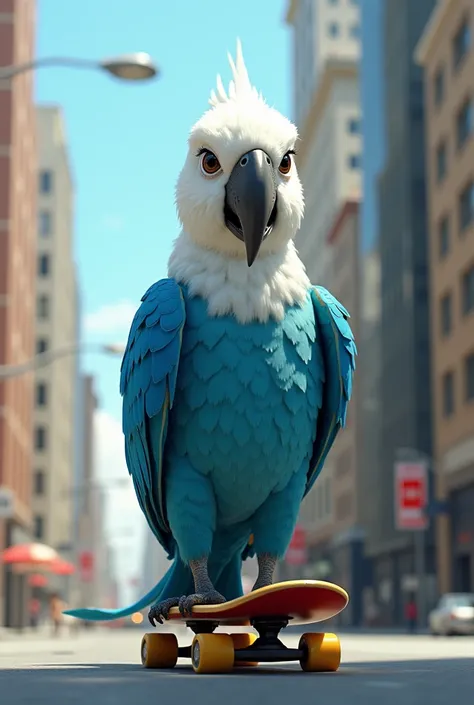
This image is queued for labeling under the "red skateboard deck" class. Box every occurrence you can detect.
[165,579,349,626]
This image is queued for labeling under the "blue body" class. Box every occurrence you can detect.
[66,279,356,621]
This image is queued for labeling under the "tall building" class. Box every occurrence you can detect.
[32,107,78,596]
[0,0,37,629]
[416,0,474,594]
[324,197,370,626]
[357,0,386,624]
[371,0,437,626]
[286,0,361,128]
[285,1,362,597]
[74,374,105,608]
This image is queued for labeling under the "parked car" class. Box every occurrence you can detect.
[428,593,474,636]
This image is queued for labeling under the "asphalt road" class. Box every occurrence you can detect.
[1,626,473,705]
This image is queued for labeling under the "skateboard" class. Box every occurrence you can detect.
[140,579,349,674]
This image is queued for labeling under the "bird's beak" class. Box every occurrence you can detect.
[224,149,277,267]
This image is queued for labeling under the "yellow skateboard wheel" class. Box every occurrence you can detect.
[191,633,235,674]
[141,632,178,669]
[231,632,258,667]
[299,632,341,672]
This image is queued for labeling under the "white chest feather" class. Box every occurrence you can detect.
[168,233,311,324]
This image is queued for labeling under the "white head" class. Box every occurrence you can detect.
[175,40,304,267]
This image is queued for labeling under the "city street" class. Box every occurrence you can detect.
[0,626,473,705]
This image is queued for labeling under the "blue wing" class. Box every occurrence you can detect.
[305,285,357,496]
[120,278,186,556]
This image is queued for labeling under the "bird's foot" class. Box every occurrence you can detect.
[251,553,277,591]
[178,589,226,618]
[148,597,180,626]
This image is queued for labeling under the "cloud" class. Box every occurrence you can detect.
[84,300,136,334]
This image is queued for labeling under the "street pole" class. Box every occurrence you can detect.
[414,525,426,630]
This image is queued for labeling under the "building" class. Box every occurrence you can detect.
[0,0,37,629]
[370,0,437,626]
[356,0,387,625]
[32,106,78,598]
[286,0,361,128]
[416,0,474,594]
[325,197,371,626]
[284,1,362,592]
[74,374,100,608]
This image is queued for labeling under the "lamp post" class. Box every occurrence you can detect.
[0,52,158,82]
[0,342,125,380]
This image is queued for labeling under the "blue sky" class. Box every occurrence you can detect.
[35,0,291,600]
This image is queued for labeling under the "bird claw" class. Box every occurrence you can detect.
[178,590,226,618]
[148,597,180,626]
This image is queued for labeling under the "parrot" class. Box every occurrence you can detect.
[65,40,356,625]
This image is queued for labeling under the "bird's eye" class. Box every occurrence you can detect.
[279,151,295,176]
[200,150,221,176]
[279,152,293,176]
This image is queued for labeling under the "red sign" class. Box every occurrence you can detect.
[79,551,94,582]
[285,525,308,566]
[394,462,428,530]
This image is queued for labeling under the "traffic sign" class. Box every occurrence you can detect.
[394,462,428,530]
[0,487,14,519]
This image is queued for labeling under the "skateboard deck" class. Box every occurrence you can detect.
[165,579,349,626]
[140,580,349,674]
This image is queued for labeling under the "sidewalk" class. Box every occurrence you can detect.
[0,624,53,641]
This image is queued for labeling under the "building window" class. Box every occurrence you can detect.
[347,117,360,134]
[456,98,473,149]
[328,22,339,37]
[436,140,447,182]
[34,515,44,540]
[39,170,53,194]
[465,353,474,402]
[440,292,452,337]
[434,66,445,107]
[36,382,47,407]
[459,180,474,232]
[453,16,471,70]
[442,371,455,417]
[439,214,450,258]
[34,471,45,496]
[37,294,50,319]
[350,24,360,39]
[38,210,52,237]
[348,154,361,169]
[462,264,474,315]
[34,426,47,450]
[36,338,48,354]
[38,253,50,277]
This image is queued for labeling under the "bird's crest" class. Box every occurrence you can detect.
[209,39,263,107]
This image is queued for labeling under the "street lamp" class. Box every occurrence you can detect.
[0,52,158,81]
[0,342,125,380]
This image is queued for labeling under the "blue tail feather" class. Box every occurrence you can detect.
[63,559,193,622]
[64,549,245,623]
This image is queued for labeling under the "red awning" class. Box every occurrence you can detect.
[28,573,48,588]
[49,558,76,576]
[1,543,59,566]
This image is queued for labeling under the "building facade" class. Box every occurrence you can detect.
[325,198,370,626]
[372,0,437,626]
[357,0,386,625]
[32,107,77,595]
[284,4,363,614]
[0,0,37,628]
[416,0,474,595]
